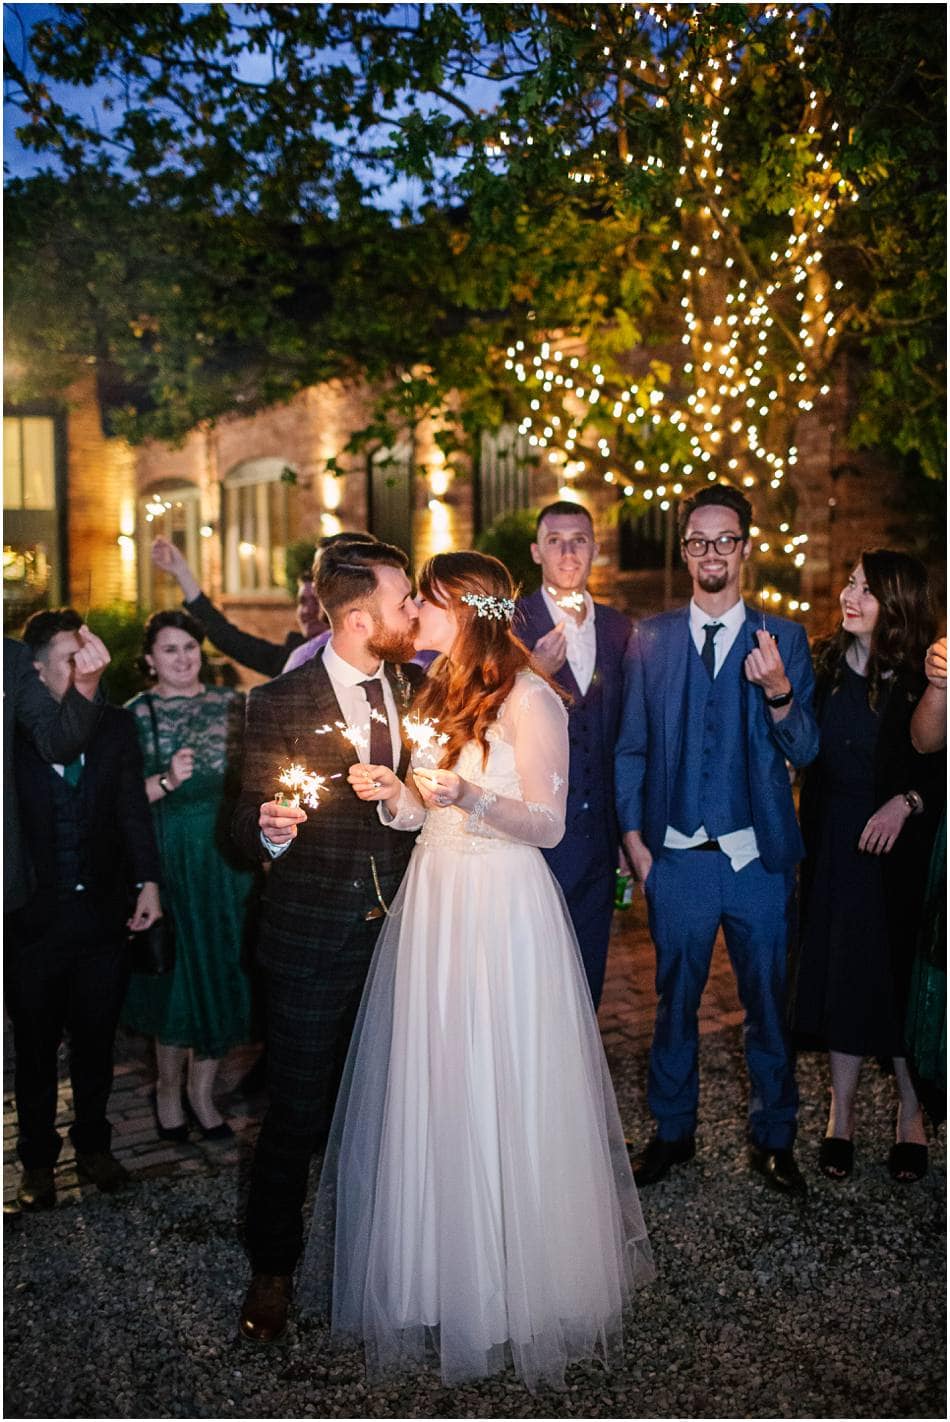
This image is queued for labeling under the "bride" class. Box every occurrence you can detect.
[297,550,653,1391]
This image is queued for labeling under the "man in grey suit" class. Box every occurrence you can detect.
[232,540,422,1344]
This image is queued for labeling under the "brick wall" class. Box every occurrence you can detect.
[65,375,138,608]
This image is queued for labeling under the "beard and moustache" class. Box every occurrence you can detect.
[696,564,729,594]
[366,617,418,664]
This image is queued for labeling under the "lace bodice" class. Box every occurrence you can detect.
[385,671,568,853]
[126,687,245,805]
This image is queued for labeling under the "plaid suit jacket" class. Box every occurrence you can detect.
[232,648,424,974]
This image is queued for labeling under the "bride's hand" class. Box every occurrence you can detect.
[413,767,465,808]
[348,763,401,803]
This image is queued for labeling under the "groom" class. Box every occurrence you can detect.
[232,539,423,1343]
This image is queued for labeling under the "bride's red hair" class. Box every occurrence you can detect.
[412,551,563,769]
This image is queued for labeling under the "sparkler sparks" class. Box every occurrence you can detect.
[276,762,336,809]
[402,714,449,768]
[314,717,384,754]
[546,586,586,612]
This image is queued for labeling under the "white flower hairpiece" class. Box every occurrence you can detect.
[460,592,516,622]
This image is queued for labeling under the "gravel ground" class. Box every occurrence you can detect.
[4,1028,945,1421]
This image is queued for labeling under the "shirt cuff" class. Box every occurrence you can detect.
[260,831,293,859]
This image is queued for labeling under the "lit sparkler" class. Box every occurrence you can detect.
[402,714,449,768]
[546,586,585,613]
[275,762,335,809]
[314,718,385,754]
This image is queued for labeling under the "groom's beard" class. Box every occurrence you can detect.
[367,620,417,664]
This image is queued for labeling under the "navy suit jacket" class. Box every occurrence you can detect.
[615,604,819,874]
[515,590,630,885]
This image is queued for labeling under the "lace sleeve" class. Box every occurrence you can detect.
[465,676,568,849]
[378,779,426,832]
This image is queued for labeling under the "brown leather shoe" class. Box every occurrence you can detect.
[239,1273,293,1343]
[17,1167,56,1211]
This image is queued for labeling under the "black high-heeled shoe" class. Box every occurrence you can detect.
[149,1089,189,1144]
[888,1141,928,1183]
[818,1136,854,1180]
[181,1090,234,1141]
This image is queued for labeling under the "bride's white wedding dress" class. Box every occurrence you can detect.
[297,670,654,1391]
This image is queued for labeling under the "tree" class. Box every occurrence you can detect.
[4,3,944,555]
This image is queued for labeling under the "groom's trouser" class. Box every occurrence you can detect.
[644,848,798,1150]
[244,917,381,1276]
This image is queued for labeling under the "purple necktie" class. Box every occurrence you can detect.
[359,678,394,769]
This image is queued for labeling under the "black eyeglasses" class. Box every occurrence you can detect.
[681,534,745,557]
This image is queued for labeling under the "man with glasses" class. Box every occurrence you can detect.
[616,483,818,1196]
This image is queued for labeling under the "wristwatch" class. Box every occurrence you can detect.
[765,688,794,708]
[158,773,175,795]
[903,790,924,816]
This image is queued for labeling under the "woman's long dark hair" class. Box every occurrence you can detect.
[814,549,935,707]
[411,550,562,769]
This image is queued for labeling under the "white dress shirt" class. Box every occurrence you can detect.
[540,586,597,696]
[263,640,402,858]
[664,598,759,873]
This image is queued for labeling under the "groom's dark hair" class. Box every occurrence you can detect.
[316,539,409,623]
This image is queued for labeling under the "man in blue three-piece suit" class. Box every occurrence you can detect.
[616,483,819,1196]
[514,501,630,1007]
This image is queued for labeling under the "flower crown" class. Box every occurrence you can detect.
[460,592,516,622]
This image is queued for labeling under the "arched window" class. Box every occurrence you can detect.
[222,458,298,593]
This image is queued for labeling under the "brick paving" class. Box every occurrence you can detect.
[3,896,742,1206]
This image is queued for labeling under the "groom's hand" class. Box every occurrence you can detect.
[348,763,400,802]
[259,799,307,843]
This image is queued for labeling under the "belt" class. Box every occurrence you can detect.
[688,840,721,853]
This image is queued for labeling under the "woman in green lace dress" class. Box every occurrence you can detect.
[123,610,257,1140]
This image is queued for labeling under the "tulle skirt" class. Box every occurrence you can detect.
[297,837,654,1391]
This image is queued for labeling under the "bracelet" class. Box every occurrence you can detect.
[903,790,924,816]
[158,773,175,795]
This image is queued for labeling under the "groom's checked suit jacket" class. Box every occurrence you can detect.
[231,648,425,975]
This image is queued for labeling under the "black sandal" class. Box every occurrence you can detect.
[818,1137,854,1180]
[887,1142,928,1183]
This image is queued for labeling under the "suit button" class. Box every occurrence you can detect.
[352,879,363,889]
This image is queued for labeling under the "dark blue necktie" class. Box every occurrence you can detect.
[701,623,722,680]
[359,678,393,769]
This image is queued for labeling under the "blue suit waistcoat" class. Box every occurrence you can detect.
[615,604,819,874]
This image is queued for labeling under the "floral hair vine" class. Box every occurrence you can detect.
[460,592,516,622]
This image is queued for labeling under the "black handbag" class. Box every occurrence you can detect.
[127,914,176,975]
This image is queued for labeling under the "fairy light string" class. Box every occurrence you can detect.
[485,5,850,614]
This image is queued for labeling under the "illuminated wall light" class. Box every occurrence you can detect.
[321,472,343,511]
[429,467,450,498]
[239,541,256,557]
[199,524,214,539]
[320,512,342,536]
